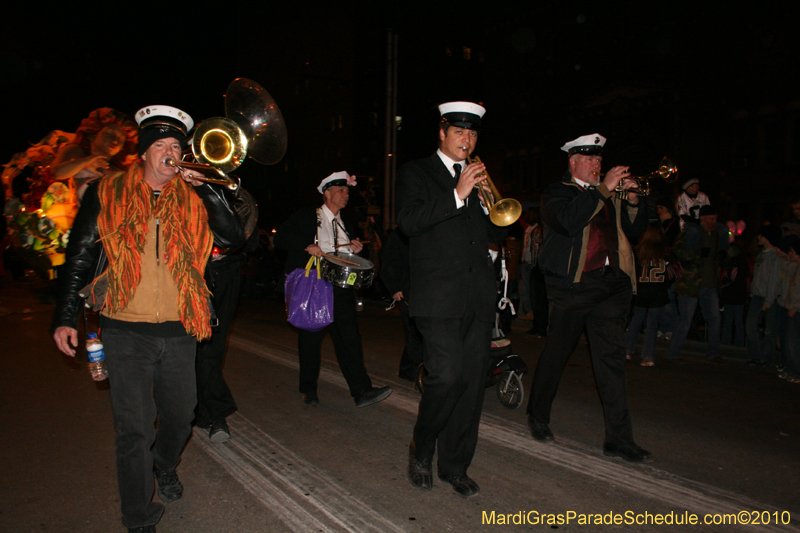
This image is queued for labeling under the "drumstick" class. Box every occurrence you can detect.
[320,253,361,266]
[334,241,370,248]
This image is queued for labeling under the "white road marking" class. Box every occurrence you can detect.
[228,334,798,532]
[194,414,405,533]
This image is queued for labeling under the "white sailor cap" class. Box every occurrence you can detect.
[317,171,357,194]
[135,105,194,135]
[561,133,606,156]
[135,105,194,155]
[438,101,486,131]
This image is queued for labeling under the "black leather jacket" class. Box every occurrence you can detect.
[51,180,245,332]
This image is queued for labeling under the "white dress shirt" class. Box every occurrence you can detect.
[317,204,352,254]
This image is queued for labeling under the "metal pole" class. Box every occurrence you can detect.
[383,31,399,232]
[383,30,393,233]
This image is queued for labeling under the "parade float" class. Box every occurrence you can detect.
[2,108,137,279]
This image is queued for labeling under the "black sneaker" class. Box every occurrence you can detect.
[209,419,231,443]
[354,386,392,407]
[154,466,183,503]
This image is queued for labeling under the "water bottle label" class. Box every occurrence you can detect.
[87,348,105,363]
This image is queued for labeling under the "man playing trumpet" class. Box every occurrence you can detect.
[397,101,506,497]
[526,133,651,462]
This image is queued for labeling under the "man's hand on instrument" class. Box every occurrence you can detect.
[349,239,364,253]
[392,291,404,301]
[178,168,204,187]
[601,165,629,193]
[617,173,639,204]
[53,326,79,357]
[305,244,323,257]
[456,161,487,201]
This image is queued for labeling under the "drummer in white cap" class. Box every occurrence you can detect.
[274,171,392,409]
[307,171,364,256]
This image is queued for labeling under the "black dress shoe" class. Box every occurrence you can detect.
[603,442,653,463]
[527,416,554,442]
[128,527,156,533]
[438,471,480,497]
[354,386,392,407]
[407,442,432,490]
[303,392,319,406]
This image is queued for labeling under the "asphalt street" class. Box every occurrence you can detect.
[1,274,799,532]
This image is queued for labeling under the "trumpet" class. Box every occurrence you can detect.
[464,153,522,227]
[164,157,240,191]
[593,157,678,199]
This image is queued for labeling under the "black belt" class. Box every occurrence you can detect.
[585,264,617,276]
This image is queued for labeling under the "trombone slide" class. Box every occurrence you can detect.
[164,158,239,191]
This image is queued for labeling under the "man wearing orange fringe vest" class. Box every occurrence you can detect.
[52,106,244,533]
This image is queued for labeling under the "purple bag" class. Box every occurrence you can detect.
[285,257,334,331]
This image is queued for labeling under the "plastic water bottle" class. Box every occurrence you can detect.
[86,333,108,381]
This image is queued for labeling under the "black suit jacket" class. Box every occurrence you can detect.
[396,153,505,321]
[274,206,360,274]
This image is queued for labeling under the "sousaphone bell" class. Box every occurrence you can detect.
[165,78,288,190]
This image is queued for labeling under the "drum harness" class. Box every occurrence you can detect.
[315,207,352,261]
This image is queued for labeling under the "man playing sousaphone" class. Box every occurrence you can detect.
[274,171,392,408]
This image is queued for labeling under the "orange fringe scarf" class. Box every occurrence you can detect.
[96,161,214,340]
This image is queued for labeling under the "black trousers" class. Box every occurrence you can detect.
[297,286,372,398]
[398,301,425,377]
[196,260,240,425]
[527,268,635,446]
[413,308,492,477]
[104,329,196,529]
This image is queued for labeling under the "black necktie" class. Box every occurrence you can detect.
[453,164,461,180]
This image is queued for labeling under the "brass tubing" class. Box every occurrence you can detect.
[164,158,239,191]
[465,154,522,227]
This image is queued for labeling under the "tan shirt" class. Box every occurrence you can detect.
[102,217,181,323]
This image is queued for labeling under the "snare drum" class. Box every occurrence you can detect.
[322,253,375,289]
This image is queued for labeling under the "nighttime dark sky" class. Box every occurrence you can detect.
[1,3,797,199]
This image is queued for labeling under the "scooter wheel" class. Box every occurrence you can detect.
[496,371,524,409]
